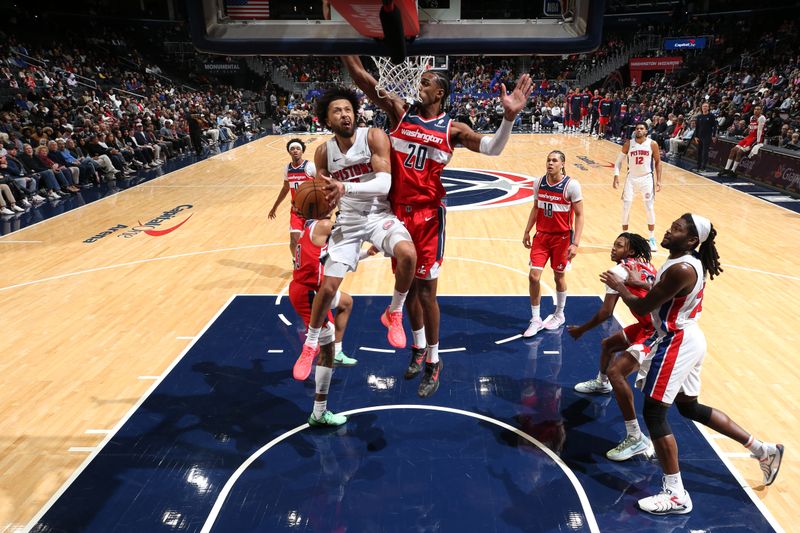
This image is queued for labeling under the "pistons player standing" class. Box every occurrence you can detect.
[719,104,766,177]
[343,55,532,397]
[268,138,316,258]
[522,150,585,337]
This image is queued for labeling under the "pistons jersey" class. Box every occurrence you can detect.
[627,136,654,178]
[389,109,453,205]
[293,220,326,288]
[327,127,390,215]
[285,160,316,201]
[534,175,581,233]
[652,253,705,336]
[607,257,658,326]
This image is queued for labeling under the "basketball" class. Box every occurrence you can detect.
[293,179,331,219]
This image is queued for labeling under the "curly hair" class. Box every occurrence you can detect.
[315,87,360,127]
[286,138,305,153]
[618,232,652,262]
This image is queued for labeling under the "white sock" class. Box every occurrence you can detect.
[556,291,567,316]
[745,435,766,458]
[412,327,426,349]
[725,158,733,170]
[313,400,327,419]
[427,343,439,364]
[649,229,655,239]
[731,161,739,172]
[624,419,642,439]
[389,289,408,313]
[334,341,342,355]
[597,371,609,383]
[531,305,541,320]
[663,472,684,495]
[305,326,321,348]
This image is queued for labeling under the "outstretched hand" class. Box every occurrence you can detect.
[500,74,533,120]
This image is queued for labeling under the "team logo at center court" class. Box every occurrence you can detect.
[441,168,536,211]
[83,205,195,243]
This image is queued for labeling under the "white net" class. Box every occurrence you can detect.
[370,55,434,103]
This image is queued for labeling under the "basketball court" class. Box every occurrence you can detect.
[2,0,797,531]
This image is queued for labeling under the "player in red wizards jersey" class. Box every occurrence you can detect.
[569,233,657,462]
[268,138,316,258]
[522,150,585,337]
[343,55,532,398]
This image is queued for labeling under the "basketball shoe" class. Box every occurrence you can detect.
[418,360,442,398]
[334,351,357,367]
[542,313,566,330]
[648,236,658,252]
[574,377,612,394]
[755,443,784,485]
[404,346,427,379]
[293,344,319,381]
[308,410,348,427]
[607,434,654,461]
[381,307,407,348]
[523,317,544,338]
[638,483,692,515]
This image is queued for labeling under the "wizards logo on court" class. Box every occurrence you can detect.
[442,168,535,211]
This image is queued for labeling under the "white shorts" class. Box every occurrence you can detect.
[622,173,654,203]
[324,211,411,277]
[635,325,706,404]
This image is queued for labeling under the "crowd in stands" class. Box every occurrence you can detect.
[0,31,268,214]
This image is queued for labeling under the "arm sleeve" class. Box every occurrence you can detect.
[614,152,625,176]
[479,118,513,156]
[342,171,391,197]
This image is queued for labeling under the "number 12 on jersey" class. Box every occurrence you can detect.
[403,144,428,170]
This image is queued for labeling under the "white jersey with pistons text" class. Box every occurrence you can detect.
[627,136,654,179]
[327,127,390,215]
[651,253,705,337]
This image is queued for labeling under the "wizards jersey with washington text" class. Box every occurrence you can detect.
[285,160,316,201]
[389,109,454,205]
[533,175,582,233]
[292,220,326,288]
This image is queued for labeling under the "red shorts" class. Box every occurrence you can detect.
[580,108,588,117]
[622,322,654,346]
[529,231,571,272]
[393,203,445,280]
[288,281,333,328]
[290,209,306,233]
[737,133,756,150]
[599,116,609,130]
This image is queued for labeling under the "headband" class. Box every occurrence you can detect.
[690,214,711,246]
[288,142,303,152]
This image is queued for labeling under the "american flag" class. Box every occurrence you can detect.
[225,0,270,20]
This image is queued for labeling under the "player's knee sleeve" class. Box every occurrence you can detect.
[384,226,412,256]
[645,198,656,225]
[621,201,632,225]
[329,290,341,310]
[319,322,335,344]
[676,399,712,424]
[643,397,672,439]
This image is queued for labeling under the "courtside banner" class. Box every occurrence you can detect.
[709,138,800,195]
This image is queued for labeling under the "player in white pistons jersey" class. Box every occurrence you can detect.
[602,214,783,516]
[614,122,663,252]
[292,88,417,429]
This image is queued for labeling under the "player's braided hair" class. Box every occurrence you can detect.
[619,232,651,262]
[549,150,567,175]
[681,213,723,279]
[430,71,450,114]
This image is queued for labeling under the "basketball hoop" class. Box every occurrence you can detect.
[370,55,433,103]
